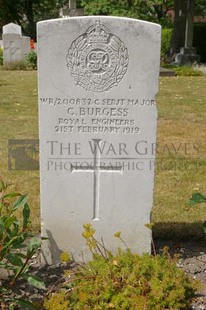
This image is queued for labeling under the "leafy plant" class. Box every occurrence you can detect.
[44,224,199,310]
[0,181,45,309]
[188,192,206,235]
[26,50,37,70]
[189,192,206,206]
[0,48,3,66]
[44,291,70,310]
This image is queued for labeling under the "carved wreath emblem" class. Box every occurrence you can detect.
[66,21,129,92]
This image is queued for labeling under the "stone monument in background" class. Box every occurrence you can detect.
[59,0,84,18]
[2,23,30,65]
[174,0,200,65]
[38,16,161,264]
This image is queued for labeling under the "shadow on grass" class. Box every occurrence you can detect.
[153,221,206,241]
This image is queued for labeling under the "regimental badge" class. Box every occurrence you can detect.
[66,21,129,92]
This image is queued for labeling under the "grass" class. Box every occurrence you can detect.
[0,71,40,230]
[153,76,206,239]
[0,71,206,239]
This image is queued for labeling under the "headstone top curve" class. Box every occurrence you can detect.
[37,15,161,30]
[3,23,22,35]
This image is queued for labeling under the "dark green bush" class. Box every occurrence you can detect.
[0,48,3,65]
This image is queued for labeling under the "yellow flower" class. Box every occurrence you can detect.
[60,252,71,262]
[114,231,121,238]
[82,223,96,239]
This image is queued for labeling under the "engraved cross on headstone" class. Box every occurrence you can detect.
[4,41,20,62]
[71,139,123,221]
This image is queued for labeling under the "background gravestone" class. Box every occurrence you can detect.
[2,23,30,64]
[38,16,161,264]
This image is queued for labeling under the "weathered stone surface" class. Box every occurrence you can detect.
[3,23,21,35]
[38,16,161,264]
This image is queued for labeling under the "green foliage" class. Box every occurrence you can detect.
[1,0,206,39]
[44,291,70,310]
[81,0,137,18]
[189,192,206,206]
[195,0,206,16]
[161,28,172,57]
[174,66,204,77]
[0,181,45,309]
[0,0,66,39]
[162,64,204,76]
[26,50,37,70]
[44,224,198,310]
[0,48,3,66]
[80,0,173,25]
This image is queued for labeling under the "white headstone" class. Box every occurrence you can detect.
[22,36,31,57]
[2,23,30,64]
[38,16,161,264]
[3,23,22,35]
